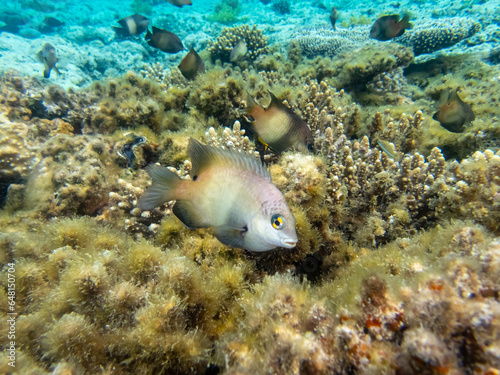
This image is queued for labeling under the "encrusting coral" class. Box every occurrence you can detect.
[0,51,499,375]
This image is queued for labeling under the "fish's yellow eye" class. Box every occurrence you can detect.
[271,214,285,230]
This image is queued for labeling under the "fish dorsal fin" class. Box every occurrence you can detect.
[267,91,287,111]
[152,26,162,34]
[188,138,270,180]
[440,88,451,105]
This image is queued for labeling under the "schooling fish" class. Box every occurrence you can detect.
[370,14,412,41]
[178,48,205,80]
[433,88,475,133]
[145,26,184,54]
[330,7,338,30]
[230,40,247,62]
[166,0,192,7]
[36,43,60,79]
[245,91,314,153]
[113,14,149,36]
[138,139,298,252]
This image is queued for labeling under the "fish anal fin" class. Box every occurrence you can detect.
[173,200,209,229]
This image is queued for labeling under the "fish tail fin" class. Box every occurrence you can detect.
[54,66,61,76]
[138,165,181,210]
[401,14,413,29]
[145,29,152,40]
[43,68,51,78]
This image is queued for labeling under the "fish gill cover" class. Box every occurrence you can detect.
[0,0,500,374]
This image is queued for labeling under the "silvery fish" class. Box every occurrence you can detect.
[245,91,314,153]
[138,139,298,252]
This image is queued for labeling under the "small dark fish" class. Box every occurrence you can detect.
[229,40,247,62]
[36,43,60,79]
[43,16,65,28]
[145,26,184,54]
[330,7,338,30]
[166,0,192,7]
[433,88,475,133]
[178,48,205,80]
[113,14,149,36]
[118,135,147,168]
[245,91,314,153]
[370,14,412,41]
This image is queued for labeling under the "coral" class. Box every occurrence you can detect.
[318,116,500,244]
[22,134,117,218]
[209,0,241,24]
[204,120,258,156]
[316,43,415,92]
[84,72,168,135]
[395,17,481,56]
[1,33,500,375]
[0,118,36,180]
[186,68,246,126]
[271,0,291,15]
[208,25,269,63]
[367,109,425,154]
[294,26,370,58]
[295,17,481,59]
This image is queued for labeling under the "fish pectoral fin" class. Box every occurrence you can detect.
[173,200,209,229]
[213,225,247,249]
[242,114,255,122]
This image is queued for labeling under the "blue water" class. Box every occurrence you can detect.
[1,0,497,88]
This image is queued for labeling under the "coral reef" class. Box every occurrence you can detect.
[1,39,499,374]
[207,25,269,64]
[0,119,36,181]
[298,43,414,95]
[295,17,481,59]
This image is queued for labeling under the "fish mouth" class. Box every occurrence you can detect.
[281,239,297,248]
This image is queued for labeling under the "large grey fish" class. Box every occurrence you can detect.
[245,91,314,153]
[138,139,297,252]
[36,43,60,78]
